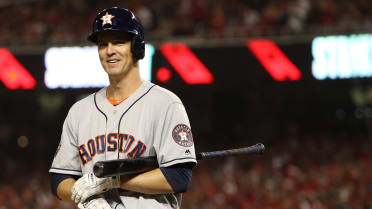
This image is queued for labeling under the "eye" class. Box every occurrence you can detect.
[98,42,108,48]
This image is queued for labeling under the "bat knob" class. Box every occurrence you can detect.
[93,162,105,178]
[256,143,265,154]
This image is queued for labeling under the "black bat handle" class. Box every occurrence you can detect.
[196,143,265,160]
[94,143,265,178]
[94,156,158,178]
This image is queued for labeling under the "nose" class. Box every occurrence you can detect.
[106,42,115,55]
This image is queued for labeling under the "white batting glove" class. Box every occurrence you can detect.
[77,195,112,209]
[71,173,120,204]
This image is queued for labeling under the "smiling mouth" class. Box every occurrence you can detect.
[107,60,120,63]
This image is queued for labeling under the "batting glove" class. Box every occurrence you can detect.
[71,173,120,204]
[77,195,112,209]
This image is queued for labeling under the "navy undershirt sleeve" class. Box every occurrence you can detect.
[50,173,80,198]
[160,163,195,193]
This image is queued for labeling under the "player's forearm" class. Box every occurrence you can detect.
[57,178,76,203]
[120,168,174,194]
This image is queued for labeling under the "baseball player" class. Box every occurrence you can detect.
[49,7,196,209]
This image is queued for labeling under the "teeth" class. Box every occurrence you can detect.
[107,60,118,63]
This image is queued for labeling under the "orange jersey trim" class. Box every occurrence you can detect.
[107,97,127,105]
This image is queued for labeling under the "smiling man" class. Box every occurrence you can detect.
[49,7,196,209]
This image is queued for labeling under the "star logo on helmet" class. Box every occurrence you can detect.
[100,12,115,26]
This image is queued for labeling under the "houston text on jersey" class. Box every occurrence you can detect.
[78,133,147,164]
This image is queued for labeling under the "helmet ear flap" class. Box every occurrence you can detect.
[131,35,145,60]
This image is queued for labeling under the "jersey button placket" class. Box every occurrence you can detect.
[105,111,114,160]
[110,110,120,159]
[112,108,117,128]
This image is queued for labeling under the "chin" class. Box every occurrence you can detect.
[105,67,121,74]
[107,71,123,77]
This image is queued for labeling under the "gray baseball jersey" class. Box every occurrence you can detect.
[49,81,197,209]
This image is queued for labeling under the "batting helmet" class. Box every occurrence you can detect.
[88,7,145,60]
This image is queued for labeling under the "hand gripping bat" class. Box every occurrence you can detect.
[93,143,265,178]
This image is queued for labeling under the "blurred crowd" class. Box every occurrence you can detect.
[1,0,372,46]
[0,131,371,209]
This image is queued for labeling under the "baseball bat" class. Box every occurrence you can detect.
[93,143,265,178]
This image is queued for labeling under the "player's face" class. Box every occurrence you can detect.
[97,31,135,77]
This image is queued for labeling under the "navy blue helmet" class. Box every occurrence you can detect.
[88,7,145,60]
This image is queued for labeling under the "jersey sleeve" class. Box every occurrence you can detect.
[154,102,197,167]
[49,108,82,176]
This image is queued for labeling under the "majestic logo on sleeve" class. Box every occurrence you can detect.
[172,124,193,147]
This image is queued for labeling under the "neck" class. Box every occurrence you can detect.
[106,65,143,100]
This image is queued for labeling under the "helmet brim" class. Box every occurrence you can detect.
[87,29,135,44]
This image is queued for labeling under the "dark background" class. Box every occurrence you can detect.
[2,41,369,152]
[1,39,372,209]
